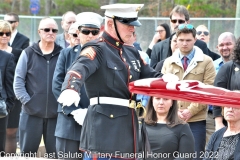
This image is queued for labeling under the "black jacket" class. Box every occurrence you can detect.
[0,51,15,111]
[14,42,62,118]
[213,61,240,118]
[10,32,29,50]
[150,36,209,68]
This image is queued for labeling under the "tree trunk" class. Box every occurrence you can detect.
[44,0,51,16]
[11,0,16,12]
[234,0,240,38]
[19,0,23,13]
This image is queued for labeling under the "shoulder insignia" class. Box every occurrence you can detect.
[80,47,96,60]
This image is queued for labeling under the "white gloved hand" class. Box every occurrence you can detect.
[162,73,179,83]
[57,89,80,107]
[71,108,88,125]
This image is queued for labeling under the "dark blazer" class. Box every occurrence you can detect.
[213,61,240,121]
[0,50,15,111]
[10,32,29,50]
[208,48,220,61]
[150,35,209,68]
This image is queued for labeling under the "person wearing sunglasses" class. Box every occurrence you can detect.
[52,12,102,159]
[161,24,216,160]
[150,5,209,69]
[4,12,29,50]
[196,25,220,61]
[14,17,62,157]
[0,23,16,157]
[55,11,76,49]
[57,3,163,160]
[0,20,23,155]
[68,23,80,48]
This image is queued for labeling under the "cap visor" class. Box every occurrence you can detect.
[79,24,99,29]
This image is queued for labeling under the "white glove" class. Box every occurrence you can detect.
[162,73,179,83]
[71,108,88,125]
[57,89,80,107]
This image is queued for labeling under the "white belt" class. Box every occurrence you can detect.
[90,97,129,107]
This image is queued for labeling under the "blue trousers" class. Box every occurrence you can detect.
[189,120,206,160]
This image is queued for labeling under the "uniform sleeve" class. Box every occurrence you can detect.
[52,49,68,100]
[4,54,15,111]
[188,58,216,116]
[14,51,31,105]
[176,124,195,159]
[61,45,103,93]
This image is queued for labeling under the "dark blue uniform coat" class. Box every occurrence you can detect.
[52,45,89,141]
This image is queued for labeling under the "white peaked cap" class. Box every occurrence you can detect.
[76,12,103,29]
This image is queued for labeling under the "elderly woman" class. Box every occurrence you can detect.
[0,20,22,154]
[144,96,195,160]
[204,105,240,160]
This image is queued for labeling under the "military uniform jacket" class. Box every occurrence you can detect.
[61,31,160,156]
[53,45,89,141]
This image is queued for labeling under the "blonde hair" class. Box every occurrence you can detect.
[0,20,12,33]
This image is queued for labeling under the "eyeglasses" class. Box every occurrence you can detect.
[7,21,16,24]
[171,19,186,24]
[69,33,78,38]
[80,29,100,36]
[178,24,194,30]
[196,31,209,36]
[40,28,58,33]
[0,32,11,37]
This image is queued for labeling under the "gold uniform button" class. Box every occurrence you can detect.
[130,75,132,79]
[71,85,74,88]
[110,114,114,118]
[129,66,131,69]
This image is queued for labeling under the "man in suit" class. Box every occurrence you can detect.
[55,11,76,49]
[4,12,30,154]
[150,5,209,68]
[4,12,30,50]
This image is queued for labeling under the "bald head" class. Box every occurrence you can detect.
[38,17,58,30]
[218,32,236,44]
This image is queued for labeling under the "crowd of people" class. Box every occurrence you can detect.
[0,3,239,160]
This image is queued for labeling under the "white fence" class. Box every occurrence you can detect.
[1,15,240,53]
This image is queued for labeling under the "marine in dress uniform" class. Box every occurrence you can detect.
[58,4,162,160]
[52,12,103,160]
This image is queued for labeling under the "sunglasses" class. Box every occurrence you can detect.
[178,24,194,30]
[7,21,16,24]
[0,32,11,37]
[80,29,100,36]
[70,33,78,38]
[171,19,186,24]
[196,31,209,36]
[40,28,58,33]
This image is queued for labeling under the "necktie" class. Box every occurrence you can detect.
[183,56,188,71]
